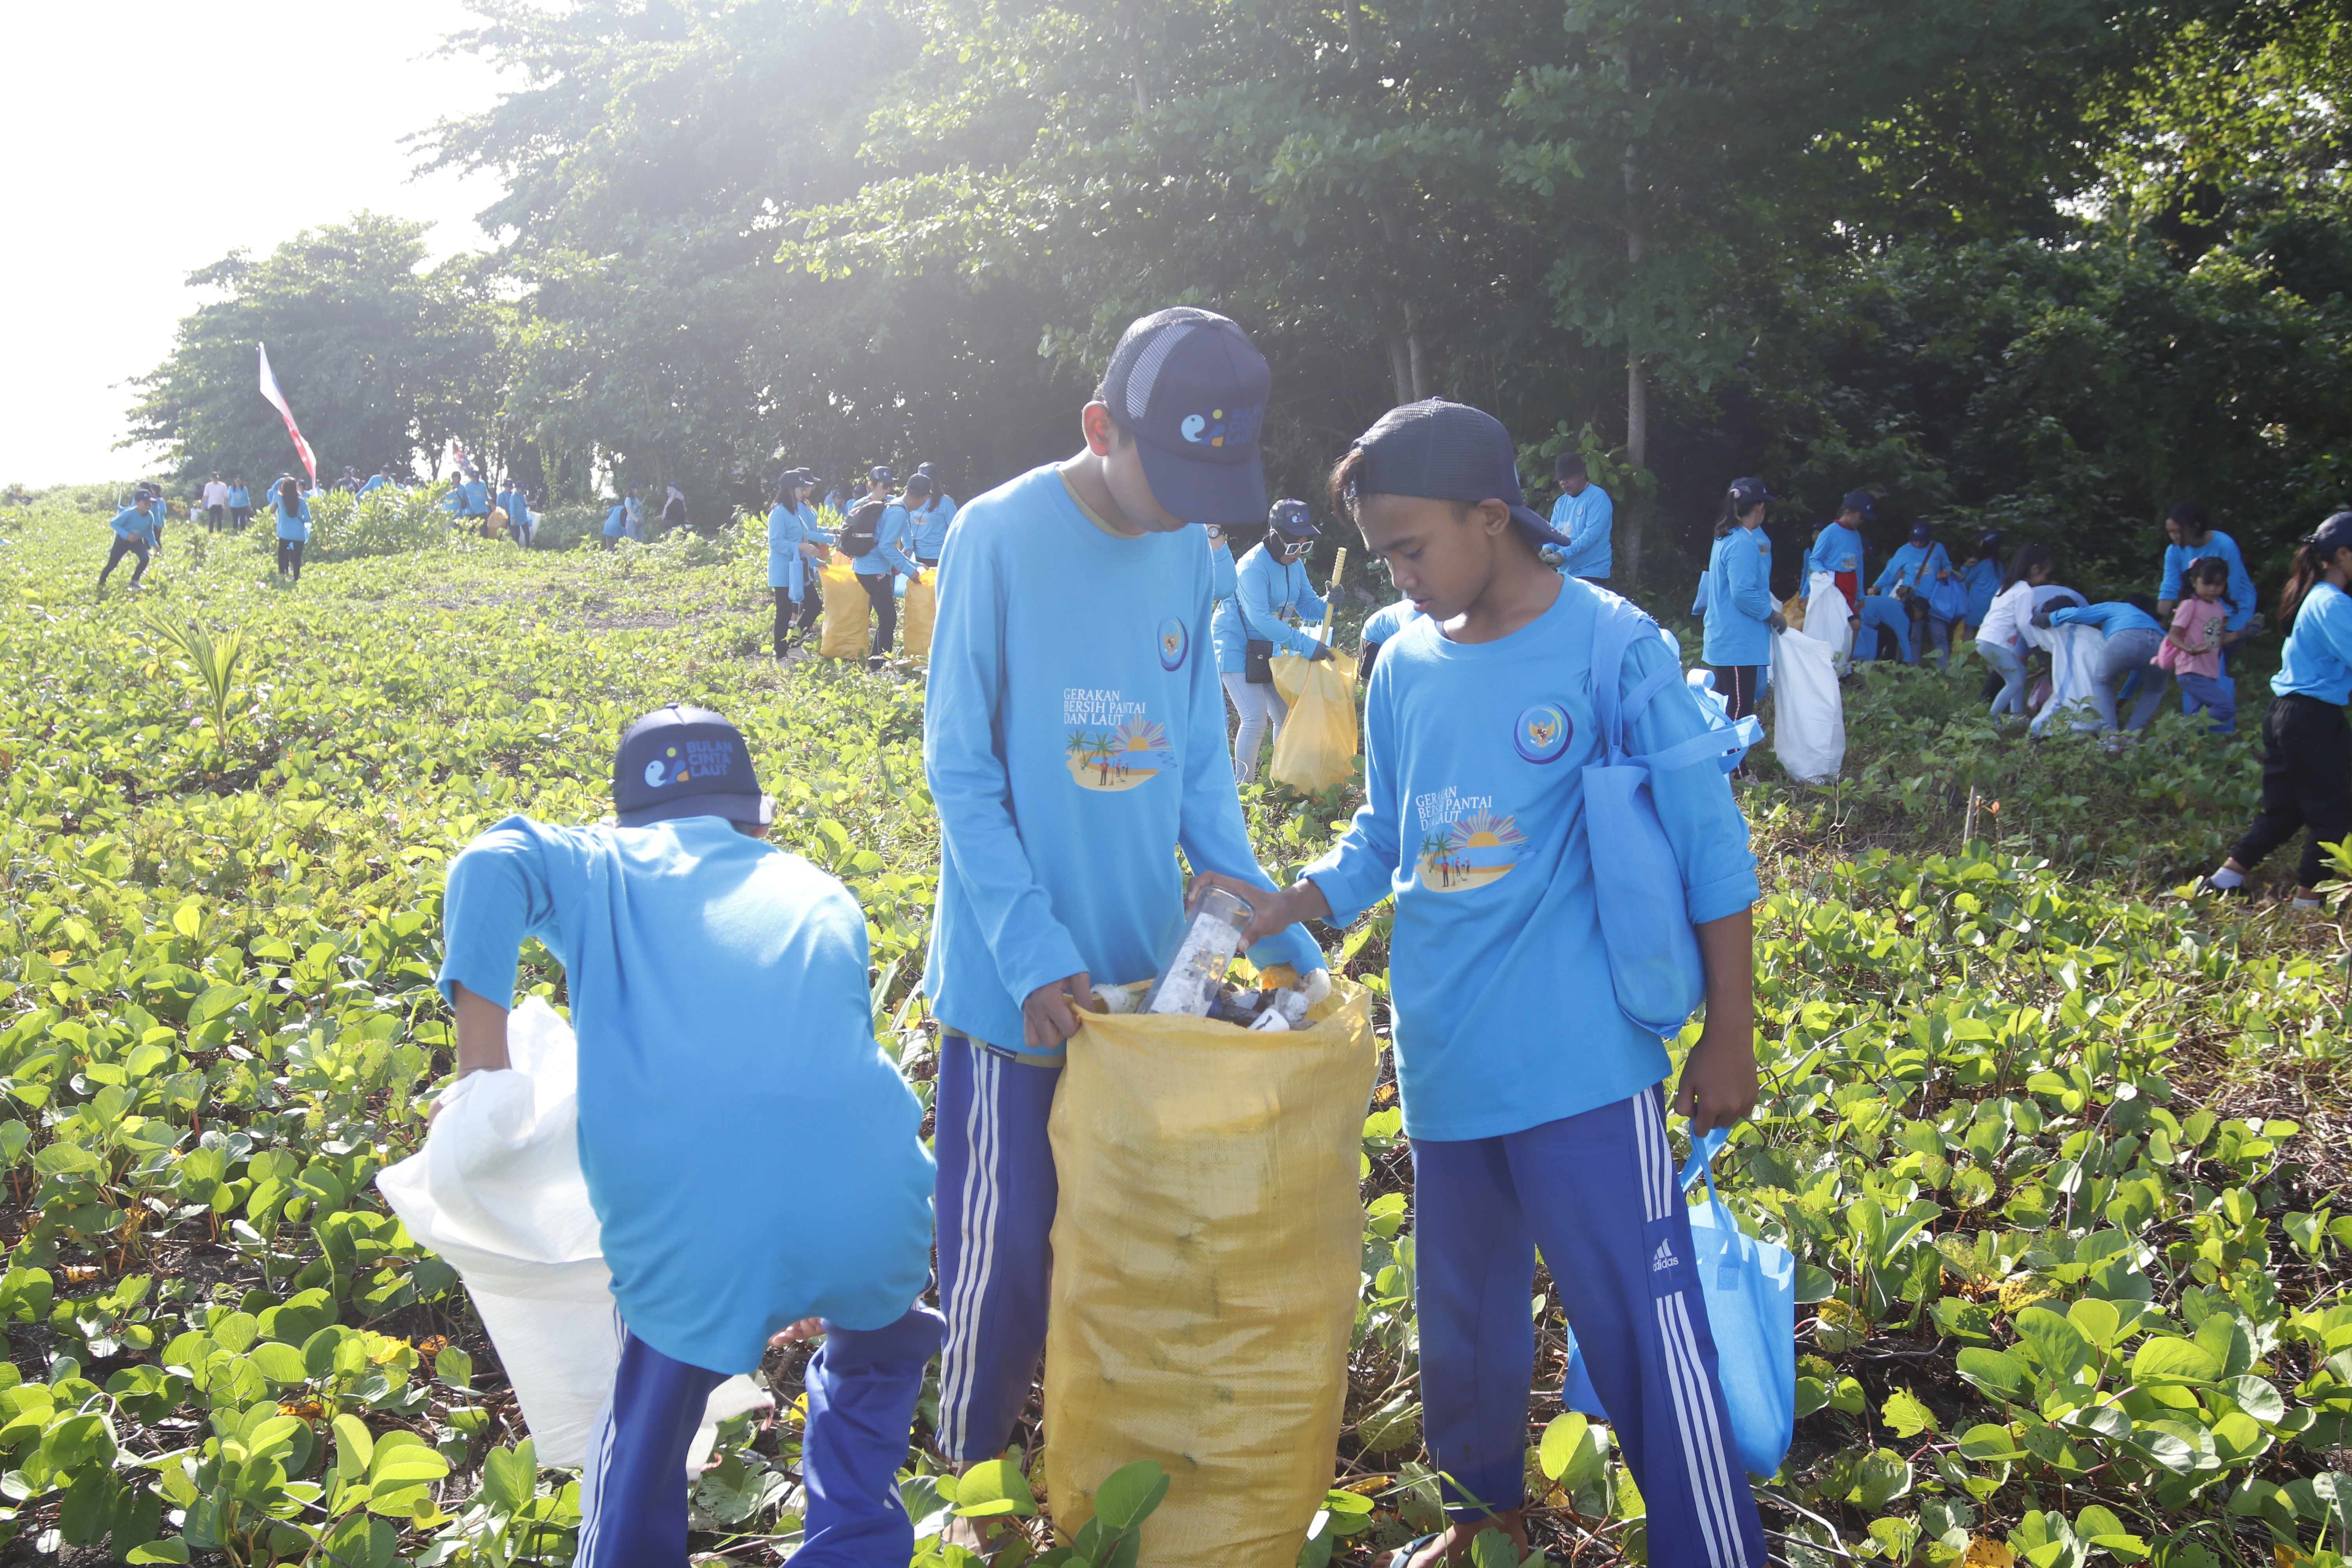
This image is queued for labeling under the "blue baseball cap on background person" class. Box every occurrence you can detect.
[1842,490,1877,519]
[612,704,774,829]
[870,466,895,485]
[1728,477,1774,511]
[1346,399,1571,547]
[1269,498,1319,538]
[1098,307,1272,526]
[1910,521,1932,542]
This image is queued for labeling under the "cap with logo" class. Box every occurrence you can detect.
[1098,307,1272,527]
[1728,477,1774,511]
[1268,498,1319,539]
[1909,521,1932,542]
[1347,399,1570,548]
[870,466,895,485]
[612,704,775,829]
[1841,490,1877,519]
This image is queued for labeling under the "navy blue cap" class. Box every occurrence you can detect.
[612,705,773,829]
[1268,498,1319,539]
[904,473,934,499]
[1347,399,1567,546]
[2311,512,2352,554]
[870,466,895,484]
[1909,521,1932,542]
[1099,307,1270,526]
[1842,490,1877,519]
[916,462,935,476]
[1728,477,1774,511]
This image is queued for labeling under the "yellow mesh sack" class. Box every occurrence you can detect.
[817,555,869,661]
[902,573,937,662]
[1044,980,1377,1568]
[1268,656,1358,793]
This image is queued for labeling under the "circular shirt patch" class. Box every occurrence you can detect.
[1156,615,1189,671]
[1513,702,1573,764]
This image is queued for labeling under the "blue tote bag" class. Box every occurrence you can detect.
[1560,1128,1796,1479]
[1583,595,1758,1037]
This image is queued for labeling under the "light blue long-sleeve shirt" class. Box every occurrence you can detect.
[1960,559,2002,624]
[2050,602,2163,637]
[1702,527,1774,666]
[2276,582,2352,703]
[436,815,934,1372]
[1208,541,1244,673]
[604,504,629,538]
[1362,599,1421,645]
[853,502,921,577]
[226,486,250,508]
[908,496,956,561]
[1234,543,1329,657]
[446,479,490,517]
[1302,580,1759,1142]
[768,503,834,596]
[358,475,389,496]
[495,488,530,522]
[273,497,312,541]
[1873,541,1953,596]
[1549,485,1614,579]
[1855,595,1912,662]
[108,506,158,542]
[921,466,1324,1051]
[2160,532,2258,632]
[1807,521,1866,583]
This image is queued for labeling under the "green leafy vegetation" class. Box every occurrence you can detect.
[0,498,2348,1567]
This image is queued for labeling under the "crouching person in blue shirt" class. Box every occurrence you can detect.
[436,704,938,1568]
[1206,401,1767,1568]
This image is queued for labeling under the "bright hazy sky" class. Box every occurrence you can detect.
[0,1,509,486]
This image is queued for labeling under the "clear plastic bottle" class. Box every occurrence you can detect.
[1140,886,1255,1016]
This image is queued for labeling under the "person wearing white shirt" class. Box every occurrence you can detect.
[1976,544,2057,717]
[201,474,229,532]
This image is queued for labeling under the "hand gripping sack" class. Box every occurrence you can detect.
[1800,570,1854,661]
[817,554,869,660]
[376,998,768,1467]
[1044,980,1379,1568]
[1269,655,1358,792]
[1584,595,1749,1038]
[902,572,938,661]
[1559,1127,1795,1479]
[1770,630,1845,784]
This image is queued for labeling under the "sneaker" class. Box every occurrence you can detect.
[2192,875,2250,899]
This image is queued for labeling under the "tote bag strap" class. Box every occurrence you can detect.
[1588,592,1681,764]
[1676,1124,1733,1205]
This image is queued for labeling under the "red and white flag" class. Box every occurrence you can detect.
[256,343,317,485]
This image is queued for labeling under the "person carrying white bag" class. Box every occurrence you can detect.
[428,703,938,1568]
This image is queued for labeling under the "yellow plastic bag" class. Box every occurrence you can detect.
[1044,981,1377,1568]
[817,555,868,661]
[902,573,937,661]
[1269,648,1311,707]
[1268,655,1358,793]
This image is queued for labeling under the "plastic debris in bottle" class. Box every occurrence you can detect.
[1140,886,1255,1016]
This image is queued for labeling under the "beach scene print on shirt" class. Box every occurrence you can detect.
[1063,688,1176,792]
[1412,788,1527,892]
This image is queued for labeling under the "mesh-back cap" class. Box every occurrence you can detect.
[1099,307,1271,526]
[1350,399,1569,547]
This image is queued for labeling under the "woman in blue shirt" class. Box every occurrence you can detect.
[907,474,953,568]
[1874,522,1955,668]
[2198,512,2352,904]
[1701,478,1780,726]
[227,477,252,531]
[1229,499,1332,784]
[767,468,833,657]
[272,477,312,584]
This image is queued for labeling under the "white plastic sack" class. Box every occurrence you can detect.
[2029,622,2106,737]
[377,998,769,1467]
[1799,571,1853,661]
[1770,630,1846,784]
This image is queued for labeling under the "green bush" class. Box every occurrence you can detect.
[307,484,455,560]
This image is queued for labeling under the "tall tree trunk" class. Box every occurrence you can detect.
[1621,143,1647,588]
[1375,201,1429,401]
[1344,1,1361,51]
[1384,325,1415,407]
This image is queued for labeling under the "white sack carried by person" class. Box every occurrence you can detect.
[2028,621,2106,737]
[1771,628,1846,784]
[1799,570,1854,661]
[376,997,769,1469]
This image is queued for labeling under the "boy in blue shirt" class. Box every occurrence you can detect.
[1211,400,1766,1568]
[437,706,938,1568]
[1806,490,1872,613]
[98,492,159,590]
[1229,498,1335,782]
[922,307,1328,1487]
[1853,593,1913,663]
[1547,452,1613,581]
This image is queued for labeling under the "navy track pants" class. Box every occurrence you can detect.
[1412,1088,1765,1568]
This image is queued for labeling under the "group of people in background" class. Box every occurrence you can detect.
[763,462,958,667]
[1685,481,2352,908]
[98,474,316,589]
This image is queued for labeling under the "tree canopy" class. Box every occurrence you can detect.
[129,0,2352,591]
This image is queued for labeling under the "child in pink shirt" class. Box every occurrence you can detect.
[2158,559,2237,731]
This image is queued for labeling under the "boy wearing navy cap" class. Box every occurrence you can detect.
[922,306,1329,1482]
[1206,400,1766,1568]
[1806,490,1873,614]
[436,706,938,1568]
[1547,452,1613,582]
[1229,496,1334,783]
